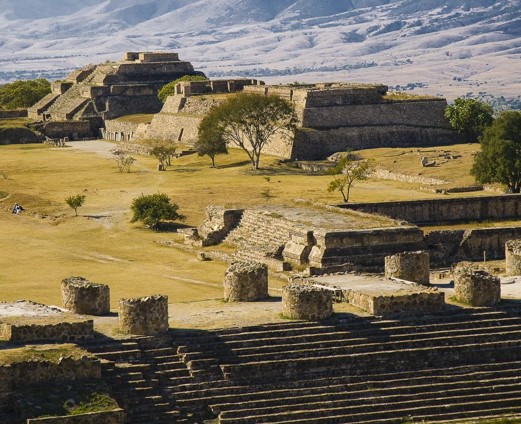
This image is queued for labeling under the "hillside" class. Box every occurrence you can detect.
[0,0,520,102]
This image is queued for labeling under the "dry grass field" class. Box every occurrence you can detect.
[0,140,496,310]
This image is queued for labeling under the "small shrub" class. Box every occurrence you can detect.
[65,194,86,216]
[130,193,185,230]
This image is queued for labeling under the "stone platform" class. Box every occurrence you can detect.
[0,301,94,343]
[307,274,445,317]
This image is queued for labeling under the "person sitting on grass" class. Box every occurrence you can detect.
[11,203,24,214]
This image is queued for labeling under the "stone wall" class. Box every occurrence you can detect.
[27,410,124,424]
[0,109,28,118]
[308,226,427,269]
[289,126,459,160]
[223,262,268,302]
[301,100,451,129]
[195,206,244,247]
[103,119,148,142]
[119,295,169,335]
[505,240,521,276]
[0,355,101,391]
[0,127,42,145]
[0,320,94,343]
[427,226,521,266]
[454,269,501,306]
[43,121,93,140]
[145,114,201,143]
[384,251,430,285]
[341,195,521,225]
[282,283,333,320]
[344,289,444,317]
[61,277,110,316]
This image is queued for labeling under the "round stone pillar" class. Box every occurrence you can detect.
[223,262,268,302]
[119,295,169,335]
[282,283,333,321]
[454,269,500,307]
[505,240,521,276]
[385,251,430,285]
[61,276,110,315]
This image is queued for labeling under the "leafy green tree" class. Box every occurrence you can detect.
[194,120,228,167]
[0,78,51,109]
[327,155,372,203]
[198,93,297,170]
[158,75,208,103]
[65,194,86,216]
[444,97,494,141]
[471,110,521,193]
[130,193,185,230]
[147,140,177,170]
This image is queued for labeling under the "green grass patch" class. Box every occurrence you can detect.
[0,344,91,365]
[382,92,442,101]
[114,114,154,124]
[0,118,31,129]
[16,380,118,419]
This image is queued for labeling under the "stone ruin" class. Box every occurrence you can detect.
[223,262,268,302]
[0,300,94,343]
[105,76,459,160]
[505,240,521,276]
[118,295,169,335]
[28,51,204,139]
[282,283,333,321]
[454,267,501,307]
[61,276,110,316]
[384,251,430,285]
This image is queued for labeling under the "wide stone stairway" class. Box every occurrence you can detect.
[81,305,521,423]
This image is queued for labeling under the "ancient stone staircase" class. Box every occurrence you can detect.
[74,305,521,423]
[223,209,296,270]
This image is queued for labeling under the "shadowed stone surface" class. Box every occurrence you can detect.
[119,295,168,335]
[224,262,268,302]
[385,251,430,285]
[61,276,110,316]
[282,283,333,320]
[454,269,501,306]
[506,240,521,276]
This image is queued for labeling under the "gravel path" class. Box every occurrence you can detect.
[66,140,117,158]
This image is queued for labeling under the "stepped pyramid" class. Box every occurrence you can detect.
[28,52,203,139]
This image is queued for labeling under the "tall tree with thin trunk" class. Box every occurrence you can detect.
[198,93,297,170]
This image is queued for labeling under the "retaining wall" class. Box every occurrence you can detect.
[341,195,521,225]
[0,320,94,343]
[0,109,28,119]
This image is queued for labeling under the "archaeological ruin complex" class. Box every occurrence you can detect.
[27,52,203,140]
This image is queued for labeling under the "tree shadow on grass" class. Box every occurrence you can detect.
[156,222,194,232]
[216,160,251,169]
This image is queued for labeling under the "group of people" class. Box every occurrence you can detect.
[11,203,24,214]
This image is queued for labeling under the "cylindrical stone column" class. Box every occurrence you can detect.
[282,283,333,321]
[506,240,521,276]
[61,276,110,315]
[119,295,168,335]
[224,262,268,302]
[385,251,430,285]
[454,269,500,307]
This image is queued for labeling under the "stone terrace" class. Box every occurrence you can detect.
[77,304,521,423]
[213,205,426,272]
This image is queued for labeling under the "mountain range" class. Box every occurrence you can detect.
[0,0,520,102]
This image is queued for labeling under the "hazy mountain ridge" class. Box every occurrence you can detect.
[0,0,519,101]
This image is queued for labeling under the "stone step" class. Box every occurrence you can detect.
[207,374,521,414]
[178,321,521,359]
[174,359,521,398]
[221,340,521,383]
[217,379,521,420]
[185,329,521,367]
[92,348,142,362]
[219,395,521,423]
[81,340,140,353]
